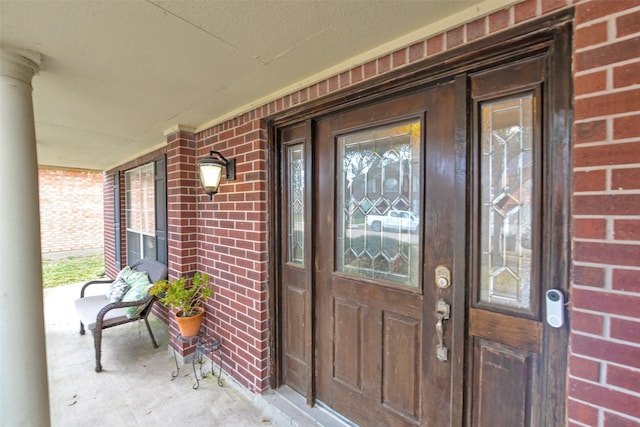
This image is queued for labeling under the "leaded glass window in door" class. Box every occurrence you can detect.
[336,120,421,287]
[287,143,305,265]
[479,95,535,310]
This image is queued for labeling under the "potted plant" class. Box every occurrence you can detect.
[149,272,213,338]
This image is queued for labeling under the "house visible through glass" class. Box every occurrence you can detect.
[336,120,421,287]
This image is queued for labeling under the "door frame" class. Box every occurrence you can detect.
[268,11,572,426]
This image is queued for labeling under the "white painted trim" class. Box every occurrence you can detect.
[163,124,196,136]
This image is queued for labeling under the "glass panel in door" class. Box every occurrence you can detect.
[287,143,305,265]
[479,95,534,310]
[335,120,421,287]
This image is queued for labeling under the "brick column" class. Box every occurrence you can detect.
[165,125,199,279]
[164,125,199,357]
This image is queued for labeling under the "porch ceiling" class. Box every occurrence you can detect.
[1,0,515,171]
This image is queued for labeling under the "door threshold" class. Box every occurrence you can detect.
[263,386,358,427]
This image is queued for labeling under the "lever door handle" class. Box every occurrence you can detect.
[435,299,450,362]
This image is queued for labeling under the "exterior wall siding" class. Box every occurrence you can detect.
[39,167,103,254]
[102,0,640,423]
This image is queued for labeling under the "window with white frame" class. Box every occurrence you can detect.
[125,163,156,263]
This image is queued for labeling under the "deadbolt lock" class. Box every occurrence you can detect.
[435,265,451,289]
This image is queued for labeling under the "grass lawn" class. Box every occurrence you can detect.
[42,254,105,288]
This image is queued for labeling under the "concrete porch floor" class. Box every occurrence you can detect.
[44,283,317,427]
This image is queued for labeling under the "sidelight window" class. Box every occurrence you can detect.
[479,95,535,310]
[287,143,305,265]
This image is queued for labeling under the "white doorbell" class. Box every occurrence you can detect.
[545,289,565,328]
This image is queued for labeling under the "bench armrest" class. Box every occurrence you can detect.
[95,295,155,328]
[80,279,112,298]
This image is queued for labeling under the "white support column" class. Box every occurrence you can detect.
[0,48,50,426]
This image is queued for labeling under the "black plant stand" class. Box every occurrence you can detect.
[172,331,224,389]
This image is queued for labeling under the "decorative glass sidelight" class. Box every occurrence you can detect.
[336,120,421,287]
[480,95,534,309]
[287,143,305,265]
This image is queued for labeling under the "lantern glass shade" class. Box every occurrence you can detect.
[198,150,236,199]
[198,159,224,196]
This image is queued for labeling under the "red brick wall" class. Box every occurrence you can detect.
[195,119,270,391]
[39,167,103,254]
[570,1,640,426]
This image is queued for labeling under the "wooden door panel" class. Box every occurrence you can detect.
[472,338,539,427]
[283,282,306,392]
[329,294,424,426]
[285,286,305,357]
[382,311,421,420]
[333,298,363,391]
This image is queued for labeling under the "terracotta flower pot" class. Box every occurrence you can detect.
[175,307,205,338]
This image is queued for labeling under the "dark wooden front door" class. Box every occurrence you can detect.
[314,83,458,426]
[277,23,570,426]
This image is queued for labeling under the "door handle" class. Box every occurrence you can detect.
[435,299,450,362]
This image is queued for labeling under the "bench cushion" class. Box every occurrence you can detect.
[121,271,153,318]
[105,266,134,303]
[74,295,129,331]
[130,259,167,284]
[105,277,130,303]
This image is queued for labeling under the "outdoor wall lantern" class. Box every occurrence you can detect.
[198,150,236,199]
